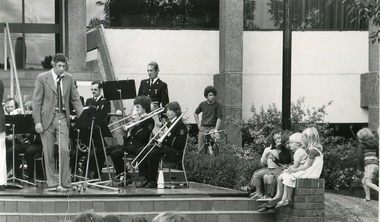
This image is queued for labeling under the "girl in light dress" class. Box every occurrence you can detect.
[258,132,308,212]
[275,127,323,208]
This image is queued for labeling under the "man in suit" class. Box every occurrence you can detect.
[33,53,83,189]
[138,61,169,109]
[70,81,110,179]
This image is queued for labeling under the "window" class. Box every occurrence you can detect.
[25,0,55,24]
[0,0,61,69]
[88,0,219,30]
[0,0,22,23]
[244,0,368,31]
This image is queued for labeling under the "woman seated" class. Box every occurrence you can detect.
[138,101,188,188]
[107,96,155,185]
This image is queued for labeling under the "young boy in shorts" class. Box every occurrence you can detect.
[357,128,379,201]
[194,86,223,154]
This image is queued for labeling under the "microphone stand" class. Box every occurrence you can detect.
[47,75,67,192]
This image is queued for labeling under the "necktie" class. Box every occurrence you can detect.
[150,80,153,86]
[57,78,63,110]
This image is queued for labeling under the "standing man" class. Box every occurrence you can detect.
[33,53,83,189]
[138,61,169,110]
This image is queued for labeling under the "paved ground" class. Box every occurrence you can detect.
[325,192,378,222]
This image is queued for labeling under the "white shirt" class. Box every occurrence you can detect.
[52,70,64,106]
[150,77,158,85]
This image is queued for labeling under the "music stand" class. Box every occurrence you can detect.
[103,80,136,101]
[103,80,136,120]
[6,114,35,188]
[71,107,118,192]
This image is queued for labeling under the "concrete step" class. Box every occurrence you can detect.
[0,210,274,222]
[0,196,275,222]
[0,196,263,213]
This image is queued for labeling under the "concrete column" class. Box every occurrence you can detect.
[214,0,243,147]
[368,20,379,130]
[67,0,86,71]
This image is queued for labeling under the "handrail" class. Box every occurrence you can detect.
[4,23,24,114]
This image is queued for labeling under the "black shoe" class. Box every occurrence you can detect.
[258,205,270,212]
[136,180,149,188]
[145,181,157,188]
[258,203,266,209]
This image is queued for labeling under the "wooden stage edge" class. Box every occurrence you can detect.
[0,181,249,198]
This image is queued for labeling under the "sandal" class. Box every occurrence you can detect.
[275,199,291,208]
[240,185,252,192]
[250,193,263,200]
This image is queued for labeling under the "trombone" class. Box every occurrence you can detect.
[109,107,164,133]
[107,112,134,128]
[130,108,189,169]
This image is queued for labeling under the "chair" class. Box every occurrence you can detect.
[18,153,27,180]
[159,134,189,187]
[121,151,138,186]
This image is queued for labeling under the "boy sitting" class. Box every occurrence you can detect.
[194,86,223,154]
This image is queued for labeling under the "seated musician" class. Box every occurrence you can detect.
[3,98,21,115]
[70,80,110,179]
[138,101,188,188]
[6,103,43,182]
[108,96,155,185]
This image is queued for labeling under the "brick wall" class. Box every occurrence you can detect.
[275,178,325,222]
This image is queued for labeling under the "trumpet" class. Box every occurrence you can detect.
[130,107,188,169]
[109,107,164,133]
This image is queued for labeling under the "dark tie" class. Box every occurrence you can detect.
[150,80,153,87]
[57,78,63,110]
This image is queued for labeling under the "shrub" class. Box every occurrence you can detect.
[241,97,333,155]
[185,97,370,191]
[184,142,262,189]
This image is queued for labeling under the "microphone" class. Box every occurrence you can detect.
[56,73,65,82]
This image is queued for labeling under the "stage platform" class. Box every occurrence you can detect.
[1,181,248,198]
[0,171,275,222]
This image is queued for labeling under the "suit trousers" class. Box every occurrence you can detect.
[41,113,71,187]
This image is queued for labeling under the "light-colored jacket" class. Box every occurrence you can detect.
[32,70,83,130]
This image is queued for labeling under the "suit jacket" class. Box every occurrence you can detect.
[162,120,187,151]
[32,70,83,130]
[0,80,5,133]
[85,96,111,126]
[123,117,154,148]
[138,78,169,107]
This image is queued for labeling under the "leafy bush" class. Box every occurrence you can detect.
[241,97,333,155]
[184,97,370,191]
[322,137,363,190]
[184,142,262,189]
